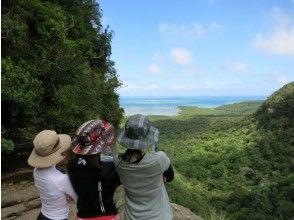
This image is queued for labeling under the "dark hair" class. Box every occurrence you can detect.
[87,153,103,170]
[121,149,144,163]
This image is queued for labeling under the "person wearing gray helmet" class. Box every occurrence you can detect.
[114,114,174,220]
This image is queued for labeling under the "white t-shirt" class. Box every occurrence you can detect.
[34,166,77,219]
[114,151,173,220]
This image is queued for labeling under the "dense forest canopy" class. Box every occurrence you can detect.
[2,1,293,219]
[2,0,123,152]
[255,82,294,130]
[150,82,294,219]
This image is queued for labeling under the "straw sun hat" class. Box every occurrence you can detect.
[28,130,71,168]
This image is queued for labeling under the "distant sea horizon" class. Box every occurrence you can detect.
[120,96,267,116]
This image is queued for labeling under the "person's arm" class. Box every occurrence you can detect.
[163,164,174,182]
[102,160,121,186]
[58,174,78,203]
[157,151,174,182]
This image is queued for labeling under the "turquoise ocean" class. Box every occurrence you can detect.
[120,96,266,116]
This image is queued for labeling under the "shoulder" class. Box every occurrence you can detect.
[144,151,169,160]
[155,151,168,158]
[52,170,75,191]
[150,151,169,161]
[152,151,170,171]
[52,168,70,183]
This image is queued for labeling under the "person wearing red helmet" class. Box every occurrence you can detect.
[67,119,121,220]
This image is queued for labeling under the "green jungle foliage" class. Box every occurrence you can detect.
[178,100,263,119]
[216,101,264,115]
[2,1,293,219]
[148,83,293,220]
[2,0,123,152]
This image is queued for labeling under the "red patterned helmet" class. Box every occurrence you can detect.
[71,120,115,155]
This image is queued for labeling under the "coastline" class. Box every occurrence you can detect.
[122,99,265,116]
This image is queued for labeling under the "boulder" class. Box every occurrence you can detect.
[2,176,202,220]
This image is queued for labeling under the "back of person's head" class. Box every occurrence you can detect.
[121,149,144,163]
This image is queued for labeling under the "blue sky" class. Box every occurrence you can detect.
[99,0,294,97]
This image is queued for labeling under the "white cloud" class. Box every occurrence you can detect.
[173,84,197,91]
[170,48,203,76]
[172,81,217,91]
[253,7,294,56]
[147,64,162,75]
[145,84,160,90]
[225,61,248,72]
[120,81,160,92]
[254,30,294,55]
[276,75,290,86]
[171,48,193,65]
[159,21,225,41]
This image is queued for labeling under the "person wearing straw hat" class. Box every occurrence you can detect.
[67,119,121,220]
[28,130,77,220]
[114,114,174,220]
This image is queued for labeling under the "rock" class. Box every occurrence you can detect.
[171,203,202,220]
[1,204,26,218]
[1,178,202,220]
[11,208,40,220]
[2,182,38,208]
[2,169,34,183]
[25,198,41,209]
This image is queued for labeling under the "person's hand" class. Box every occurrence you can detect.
[163,176,167,183]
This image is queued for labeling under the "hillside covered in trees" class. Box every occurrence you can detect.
[149,82,293,220]
[2,1,293,219]
[2,0,123,153]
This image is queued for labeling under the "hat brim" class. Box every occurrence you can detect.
[71,141,113,155]
[27,134,71,168]
[117,126,159,150]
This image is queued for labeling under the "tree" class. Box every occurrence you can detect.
[2,0,123,151]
